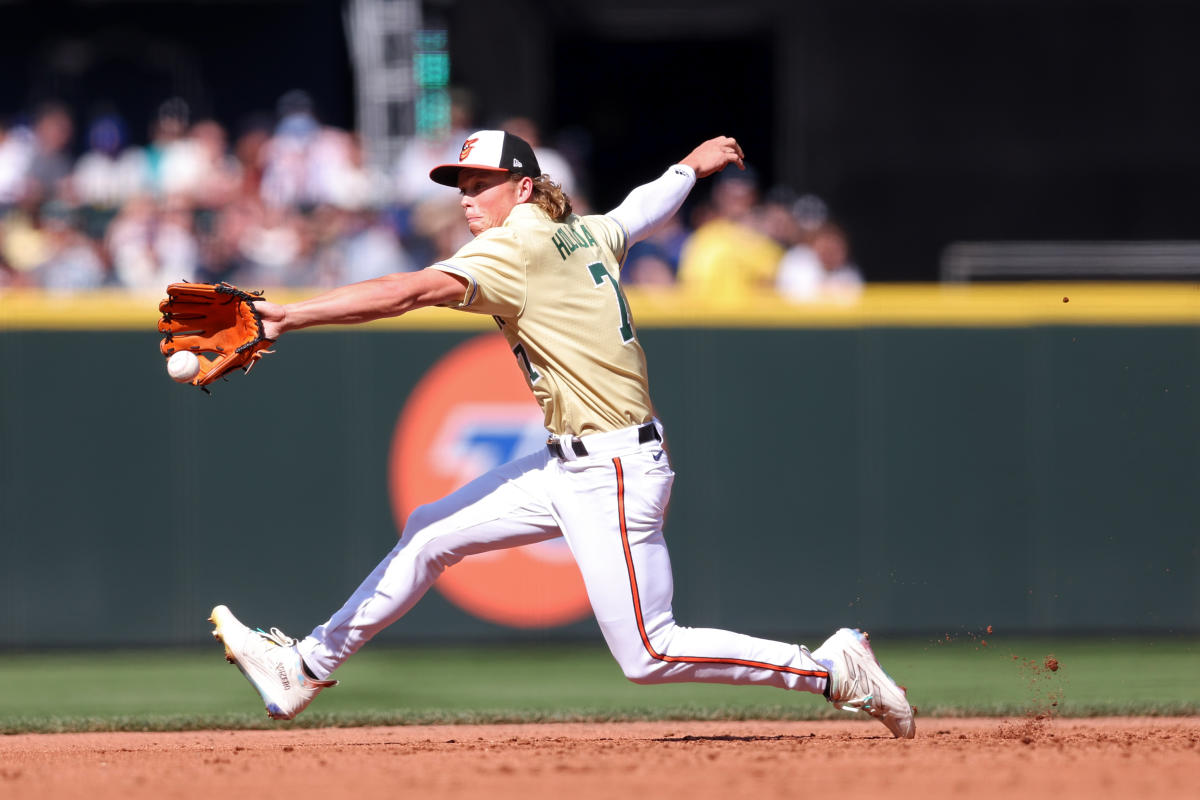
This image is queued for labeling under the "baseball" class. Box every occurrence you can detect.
[167,350,201,382]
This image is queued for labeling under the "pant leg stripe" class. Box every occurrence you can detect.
[612,456,828,680]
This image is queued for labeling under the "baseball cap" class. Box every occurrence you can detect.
[429,130,541,187]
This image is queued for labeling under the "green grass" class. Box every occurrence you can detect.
[0,635,1196,734]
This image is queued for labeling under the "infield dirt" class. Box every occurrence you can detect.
[1,718,1197,799]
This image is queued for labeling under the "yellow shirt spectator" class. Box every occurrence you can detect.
[677,217,784,299]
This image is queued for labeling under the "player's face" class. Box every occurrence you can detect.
[457,169,522,235]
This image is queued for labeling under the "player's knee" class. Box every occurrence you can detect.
[399,504,470,573]
[622,661,670,685]
[400,503,441,539]
[614,650,669,684]
[601,621,678,684]
[623,668,657,685]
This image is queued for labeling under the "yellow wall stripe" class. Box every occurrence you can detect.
[1,283,1197,330]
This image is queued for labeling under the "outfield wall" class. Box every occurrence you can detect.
[1,285,1197,646]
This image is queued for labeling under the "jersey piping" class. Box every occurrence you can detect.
[431,262,481,306]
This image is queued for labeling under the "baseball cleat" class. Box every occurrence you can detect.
[813,627,915,739]
[208,604,337,720]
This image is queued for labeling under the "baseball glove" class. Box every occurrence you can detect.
[158,282,274,387]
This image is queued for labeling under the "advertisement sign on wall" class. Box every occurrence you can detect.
[388,333,593,629]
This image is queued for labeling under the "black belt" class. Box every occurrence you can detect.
[547,422,661,460]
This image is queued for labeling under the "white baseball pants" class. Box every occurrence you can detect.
[298,421,830,695]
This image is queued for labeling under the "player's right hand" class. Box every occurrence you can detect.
[680,136,746,178]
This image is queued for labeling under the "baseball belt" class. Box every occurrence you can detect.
[547,422,661,460]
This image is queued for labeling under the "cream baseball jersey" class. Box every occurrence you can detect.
[431,203,653,436]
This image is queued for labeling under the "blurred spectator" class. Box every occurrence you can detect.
[755,187,805,248]
[105,193,200,289]
[0,116,35,206]
[791,192,831,234]
[72,112,150,210]
[260,89,368,211]
[676,167,783,299]
[314,130,373,210]
[259,90,316,209]
[1,196,50,280]
[196,197,256,285]
[160,118,241,209]
[33,202,107,291]
[311,206,413,286]
[105,193,160,288]
[623,214,688,287]
[23,102,74,205]
[776,220,864,302]
[154,195,201,282]
[143,97,191,198]
[232,115,273,201]
[234,200,309,286]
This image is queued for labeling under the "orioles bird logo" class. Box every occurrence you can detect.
[458,137,479,162]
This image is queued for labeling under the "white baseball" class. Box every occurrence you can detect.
[167,350,201,382]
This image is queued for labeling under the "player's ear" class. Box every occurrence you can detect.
[515,175,534,203]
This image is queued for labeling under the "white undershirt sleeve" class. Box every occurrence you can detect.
[606,164,697,248]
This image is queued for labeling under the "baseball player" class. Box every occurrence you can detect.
[210,130,915,738]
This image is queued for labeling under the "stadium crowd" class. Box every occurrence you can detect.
[0,91,862,301]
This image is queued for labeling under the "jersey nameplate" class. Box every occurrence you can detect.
[550,223,599,261]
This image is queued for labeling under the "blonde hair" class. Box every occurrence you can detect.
[516,174,572,222]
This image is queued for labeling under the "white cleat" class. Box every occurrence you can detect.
[813,627,915,739]
[209,604,337,720]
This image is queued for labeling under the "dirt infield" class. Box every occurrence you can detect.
[1,717,1197,799]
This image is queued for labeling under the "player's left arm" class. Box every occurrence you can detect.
[607,135,746,248]
[254,268,468,339]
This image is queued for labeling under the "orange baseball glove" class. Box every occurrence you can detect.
[158,282,274,388]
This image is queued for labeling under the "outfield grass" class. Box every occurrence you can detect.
[0,635,1196,734]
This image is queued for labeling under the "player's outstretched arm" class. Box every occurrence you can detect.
[255,269,468,339]
[608,135,746,246]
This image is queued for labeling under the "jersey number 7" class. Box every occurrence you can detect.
[587,262,635,344]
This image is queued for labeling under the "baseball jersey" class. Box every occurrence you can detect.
[431,203,652,436]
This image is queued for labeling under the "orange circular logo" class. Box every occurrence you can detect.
[388,333,591,628]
